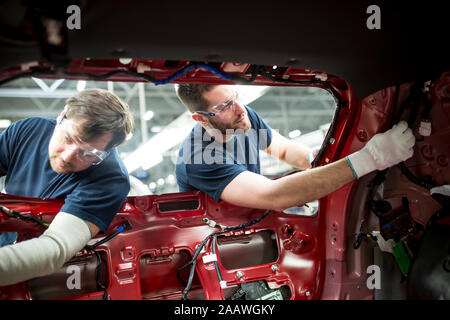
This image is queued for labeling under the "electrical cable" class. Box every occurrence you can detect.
[84,220,132,251]
[255,69,347,169]
[0,67,55,86]
[229,65,262,84]
[83,220,132,300]
[257,67,344,107]
[0,63,231,87]
[93,250,108,300]
[64,69,156,83]
[0,205,49,229]
[353,170,387,249]
[154,63,232,86]
[178,209,270,300]
[211,234,223,283]
[354,80,442,250]
[394,82,437,191]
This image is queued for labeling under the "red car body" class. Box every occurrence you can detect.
[0,1,448,301]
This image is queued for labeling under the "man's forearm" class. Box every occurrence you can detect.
[269,157,356,210]
[265,131,312,169]
[282,141,312,169]
[221,157,357,211]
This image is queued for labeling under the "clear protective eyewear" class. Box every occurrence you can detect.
[196,91,238,117]
[58,112,110,165]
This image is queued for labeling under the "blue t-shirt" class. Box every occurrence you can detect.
[0,117,130,233]
[176,106,272,202]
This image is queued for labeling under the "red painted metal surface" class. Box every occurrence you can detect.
[1,191,325,300]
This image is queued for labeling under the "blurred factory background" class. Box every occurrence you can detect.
[0,78,337,195]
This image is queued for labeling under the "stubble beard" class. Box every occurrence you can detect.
[49,154,73,174]
[208,114,251,135]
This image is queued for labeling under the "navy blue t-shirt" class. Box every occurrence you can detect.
[0,117,130,232]
[176,106,272,202]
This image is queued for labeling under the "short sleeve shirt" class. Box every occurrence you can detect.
[176,106,272,202]
[0,117,130,232]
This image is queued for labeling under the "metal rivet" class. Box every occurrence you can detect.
[357,130,369,142]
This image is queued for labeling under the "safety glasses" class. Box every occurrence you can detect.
[196,91,238,117]
[57,112,109,165]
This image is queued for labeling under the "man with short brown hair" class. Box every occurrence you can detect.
[0,88,134,286]
[175,83,415,211]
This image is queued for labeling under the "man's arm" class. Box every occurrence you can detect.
[221,157,354,211]
[222,121,415,211]
[0,212,96,286]
[265,130,312,169]
[86,220,100,237]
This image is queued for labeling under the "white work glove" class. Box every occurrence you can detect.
[347,121,415,179]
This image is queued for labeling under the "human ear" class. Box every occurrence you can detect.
[192,113,209,126]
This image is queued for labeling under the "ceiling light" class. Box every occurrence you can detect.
[288,129,301,139]
[76,80,86,91]
[119,58,132,64]
[166,174,175,184]
[0,119,11,128]
[143,110,154,121]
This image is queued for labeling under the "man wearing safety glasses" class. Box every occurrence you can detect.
[0,88,133,286]
[175,84,415,212]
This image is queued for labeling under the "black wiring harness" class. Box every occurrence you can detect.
[353,80,450,249]
[84,220,132,300]
[0,205,49,229]
[177,209,271,300]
